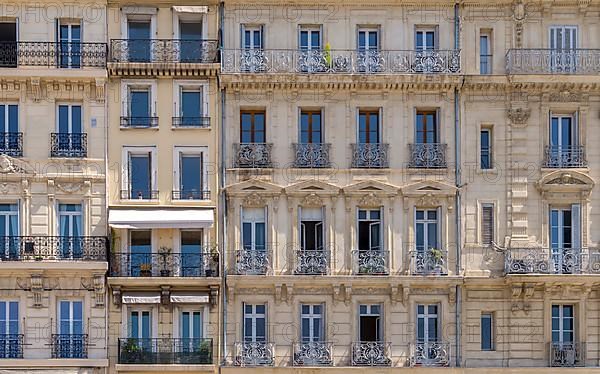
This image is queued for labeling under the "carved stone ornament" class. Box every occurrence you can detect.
[95,78,106,102]
[56,182,85,194]
[81,275,105,308]
[0,155,26,174]
[301,193,323,208]
[547,173,586,185]
[30,77,42,102]
[507,107,530,125]
[242,192,266,208]
[209,286,219,307]
[0,182,19,194]
[357,193,381,208]
[549,90,582,103]
[417,193,440,208]
[16,274,55,308]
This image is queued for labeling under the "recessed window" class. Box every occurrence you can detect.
[481,312,494,350]
[479,30,492,74]
[240,110,266,143]
[174,148,207,200]
[480,127,492,169]
[243,303,266,342]
[123,147,156,200]
[481,204,494,246]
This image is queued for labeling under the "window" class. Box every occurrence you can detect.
[243,303,266,342]
[300,207,323,252]
[416,209,439,252]
[549,26,577,72]
[300,110,322,143]
[130,230,152,277]
[301,304,323,342]
[58,21,81,68]
[128,20,152,62]
[480,128,492,169]
[180,309,203,347]
[240,110,266,143]
[178,87,204,127]
[179,21,203,62]
[357,28,381,72]
[358,28,379,51]
[415,28,436,51]
[127,87,152,127]
[125,148,155,200]
[358,209,381,252]
[0,104,18,133]
[358,110,380,144]
[242,208,266,252]
[0,204,19,259]
[58,204,83,259]
[0,22,17,67]
[550,205,581,274]
[480,31,492,74]
[0,301,19,358]
[481,204,494,246]
[552,305,574,344]
[175,148,206,200]
[358,304,381,342]
[417,304,439,362]
[481,312,494,350]
[299,26,321,50]
[416,110,438,144]
[180,230,204,276]
[242,25,263,49]
[57,104,82,134]
[57,300,85,358]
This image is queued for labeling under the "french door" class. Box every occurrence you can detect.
[549,26,577,72]
[180,310,203,352]
[0,204,18,259]
[301,304,323,342]
[58,204,82,258]
[129,309,152,351]
[58,300,84,358]
[417,304,439,363]
[58,23,81,68]
[550,205,580,274]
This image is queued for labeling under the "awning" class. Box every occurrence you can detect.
[170,293,210,304]
[109,208,214,229]
[122,292,161,304]
[172,6,208,13]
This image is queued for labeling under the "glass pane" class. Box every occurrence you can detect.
[255,223,265,250]
[180,155,202,194]
[311,31,320,48]
[58,105,69,133]
[256,305,265,314]
[130,311,138,338]
[130,154,151,197]
[182,91,201,119]
[8,105,18,133]
[141,312,150,338]
[301,318,309,340]
[300,31,308,49]
[242,223,252,250]
[181,230,202,276]
[71,106,82,133]
[417,318,424,341]
[180,22,202,40]
[193,312,202,338]
[255,317,265,339]
[130,91,150,118]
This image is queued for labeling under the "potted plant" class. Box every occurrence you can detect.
[159,246,172,277]
[205,245,219,277]
[324,42,332,69]
[122,338,143,363]
[428,247,444,273]
[197,339,212,364]
[139,263,152,277]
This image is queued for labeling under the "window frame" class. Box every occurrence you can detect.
[121,146,158,200]
[173,81,210,126]
[240,110,266,143]
[479,126,493,170]
[121,80,158,120]
[300,303,325,342]
[357,109,381,144]
[480,312,495,351]
[243,303,267,342]
[173,146,209,200]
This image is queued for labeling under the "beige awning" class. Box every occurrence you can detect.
[109,208,214,229]
[170,293,210,304]
[122,292,161,304]
[172,6,208,13]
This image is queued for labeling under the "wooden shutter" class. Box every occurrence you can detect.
[481,204,494,245]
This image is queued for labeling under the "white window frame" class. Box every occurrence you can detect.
[298,25,322,50]
[121,80,157,119]
[173,146,209,200]
[126,306,156,339]
[173,11,207,40]
[357,26,380,50]
[358,303,382,342]
[176,306,208,339]
[357,208,383,251]
[415,27,438,51]
[0,103,19,133]
[241,207,267,251]
[56,202,84,237]
[415,208,441,251]
[121,146,158,199]
[0,300,18,335]
[552,304,575,344]
[121,8,157,39]
[243,303,267,342]
[416,303,439,343]
[241,24,264,49]
[173,81,210,124]
[55,103,83,133]
[549,112,578,147]
[549,25,578,50]
[300,303,324,342]
[58,299,84,335]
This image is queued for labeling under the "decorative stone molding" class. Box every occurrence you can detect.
[210,286,219,307]
[112,286,122,307]
[29,77,41,102]
[417,193,440,208]
[0,155,29,174]
[0,182,20,194]
[507,107,530,125]
[548,90,583,103]
[448,287,456,304]
[301,193,323,207]
[274,283,292,305]
[390,284,409,306]
[30,274,44,308]
[81,274,106,308]
[357,193,381,208]
[242,192,266,207]
[161,286,171,305]
[56,182,86,194]
[94,78,106,102]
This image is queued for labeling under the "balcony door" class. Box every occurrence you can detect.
[179,21,203,62]
[129,309,152,351]
[358,209,381,252]
[243,304,266,343]
[550,205,580,274]
[299,27,321,72]
[357,28,380,72]
[58,22,81,68]
[128,21,151,62]
[178,152,203,199]
[358,110,380,144]
[128,88,151,127]
[130,230,152,277]
[58,300,84,358]
[0,104,18,154]
[179,87,203,127]
[415,29,436,51]
[300,207,323,252]
[242,208,266,253]
[0,301,18,358]
[241,25,264,72]
[549,26,577,72]
[417,304,440,362]
[549,114,577,165]
[240,111,266,143]
[358,304,381,342]
[180,309,203,352]
[0,22,17,67]
[128,151,152,199]
[180,230,203,276]
[58,204,82,259]
[415,209,439,252]
[552,304,574,344]
[301,304,323,342]
[300,110,322,144]
[416,111,438,144]
[0,204,18,260]
[57,104,82,153]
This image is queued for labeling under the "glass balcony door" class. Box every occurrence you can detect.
[57,104,82,151]
[179,153,203,199]
[58,300,84,358]
[129,230,152,276]
[358,110,380,144]
[301,304,323,343]
[180,230,203,276]
[550,26,577,72]
[180,310,203,353]
[0,301,18,358]
[128,152,152,199]
[0,104,18,153]
[241,111,266,143]
[179,21,203,62]
[358,304,381,342]
[243,304,266,343]
[416,111,438,144]
[416,209,439,252]
[129,309,152,352]
[128,21,151,62]
[0,204,18,260]
[58,203,82,259]
[179,88,203,127]
[128,88,151,127]
[0,22,17,67]
[417,304,439,361]
[550,205,580,274]
[58,23,81,68]
[242,208,266,253]
[300,110,322,144]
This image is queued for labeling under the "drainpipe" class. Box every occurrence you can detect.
[453,1,462,369]
[218,2,227,370]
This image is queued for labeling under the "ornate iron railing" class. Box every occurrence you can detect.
[0,236,107,261]
[109,251,219,277]
[233,143,273,168]
[293,341,333,366]
[110,39,219,63]
[410,341,451,367]
[550,342,584,367]
[410,248,449,275]
[0,132,23,157]
[50,133,87,158]
[0,334,24,358]
[293,143,331,168]
[352,249,389,275]
[120,189,160,200]
[120,116,159,128]
[172,116,211,128]
[234,341,274,366]
[172,190,211,200]
[51,334,88,358]
[351,143,389,168]
[294,249,330,275]
[504,248,599,274]
[351,341,391,366]
[408,143,447,168]
[543,145,587,168]
[0,41,106,68]
[507,49,600,74]
[234,249,270,275]
[221,49,461,74]
[118,338,213,364]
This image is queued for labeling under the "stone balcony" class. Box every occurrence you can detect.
[507,49,600,74]
[505,248,600,275]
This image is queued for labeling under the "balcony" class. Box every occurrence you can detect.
[172,190,211,201]
[294,249,330,275]
[233,143,273,168]
[351,143,389,168]
[352,249,389,275]
[0,132,23,157]
[118,338,213,364]
[0,41,106,68]
[51,334,87,359]
[410,341,451,367]
[408,143,447,169]
[120,189,159,200]
[0,334,23,358]
[234,249,270,275]
[505,248,600,275]
[109,251,219,277]
[293,143,331,168]
[507,49,600,74]
[172,116,211,128]
[550,342,584,367]
[351,341,391,366]
[221,49,461,74]
[110,39,219,63]
[0,236,107,261]
[543,146,587,168]
[293,341,333,366]
[410,248,449,275]
[120,116,159,128]
[234,341,274,367]
[50,133,87,158]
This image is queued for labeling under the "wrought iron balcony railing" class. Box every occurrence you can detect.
[408,143,447,168]
[410,248,449,275]
[294,249,330,275]
[172,190,211,200]
[505,248,600,275]
[234,341,274,367]
[351,143,389,168]
[507,49,600,74]
[234,249,271,275]
[50,133,87,158]
[550,342,584,367]
[118,338,213,364]
[543,145,587,168]
[351,341,391,366]
[352,249,389,275]
[410,341,451,367]
[221,49,461,74]
[0,41,106,68]
[0,132,23,157]
[293,341,333,366]
[293,143,331,168]
[0,334,24,358]
[0,236,107,261]
[110,39,219,63]
[109,251,219,277]
[120,116,159,128]
[120,189,159,200]
[51,334,88,358]
[172,116,211,128]
[233,143,273,168]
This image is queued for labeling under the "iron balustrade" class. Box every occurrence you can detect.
[549,342,584,367]
[234,341,275,366]
[410,248,449,275]
[0,41,106,68]
[120,116,159,128]
[410,341,451,367]
[233,143,273,168]
[172,190,211,200]
[294,249,330,275]
[51,334,88,358]
[292,143,331,168]
[118,338,213,364]
[507,49,600,74]
[504,248,600,275]
[172,116,211,128]
[543,145,587,168]
[50,133,87,158]
[293,341,333,366]
[0,334,23,358]
[0,236,107,261]
[352,249,389,275]
[109,251,219,277]
[408,143,447,168]
[221,49,461,74]
[351,143,389,168]
[110,39,219,63]
[351,341,391,366]
[120,189,159,200]
[234,249,271,275]
[0,132,22,157]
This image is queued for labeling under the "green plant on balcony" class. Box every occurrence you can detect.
[428,247,445,273]
[139,263,152,277]
[324,42,332,68]
[206,245,219,277]
[159,246,172,276]
[198,340,212,363]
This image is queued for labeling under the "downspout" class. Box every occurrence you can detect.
[103,6,110,373]
[454,1,462,369]
[218,2,227,370]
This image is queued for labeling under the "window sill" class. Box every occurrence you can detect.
[120,126,159,131]
[171,126,211,131]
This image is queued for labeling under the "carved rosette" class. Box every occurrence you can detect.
[507,107,530,126]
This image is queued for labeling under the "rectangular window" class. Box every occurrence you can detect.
[358,209,381,251]
[299,26,321,50]
[179,21,203,62]
[550,205,581,274]
[179,88,203,126]
[130,230,152,277]
[58,21,81,68]
[301,304,323,342]
[480,128,492,169]
[481,312,494,350]
[480,31,492,74]
[128,20,151,62]
[358,28,379,50]
[481,204,494,246]
[300,207,323,252]
[127,151,153,199]
[128,87,152,127]
[549,26,577,72]
[177,151,204,200]
[415,29,436,50]
[415,209,439,252]
[300,110,322,143]
[58,203,83,258]
[240,110,266,143]
[0,300,19,358]
[242,25,263,49]
[244,303,266,342]
[180,230,203,276]
[180,309,203,339]
[0,204,19,259]
[58,105,82,134]
[358,304,381,342]
[417,304,438,343]
[0,104,18,133]
[56,300,84,358]
[358,110,380,144]
[129,309,152,339]
[552,305,574,343]
[0,22,17,67]
[416,110,438,144]
[242,208,266,252]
